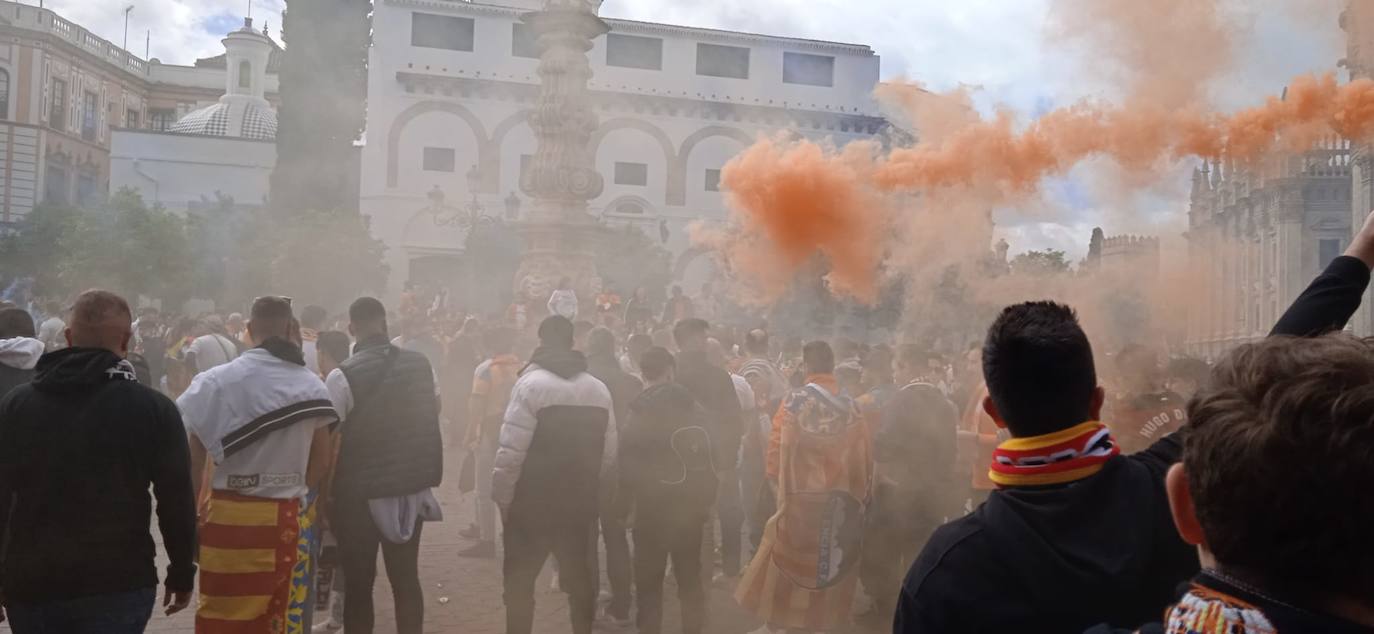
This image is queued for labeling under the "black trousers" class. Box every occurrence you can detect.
[591,496,633,618]
[333,494,425,634]
[503,515,597,634]
[633,516,707,634]
[859,484,939,616]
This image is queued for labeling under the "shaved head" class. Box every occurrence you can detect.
[68,290,133,353]
[248,296,295,345]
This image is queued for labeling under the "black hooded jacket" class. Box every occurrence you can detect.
[587,351,643,431]
[620,383,717,528]
[0,347,197,603]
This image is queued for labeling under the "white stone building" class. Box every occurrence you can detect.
[362,0,889,294]
[109,19,279,213]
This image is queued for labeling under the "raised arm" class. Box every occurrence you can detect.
[1271,210,1374,337]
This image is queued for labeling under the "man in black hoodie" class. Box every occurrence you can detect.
[493,316,616,634]
[896,301,1198,633]
[672,318,744,577]
[0,289,196,631]
[621,346,715,634]
[585,327,642,625]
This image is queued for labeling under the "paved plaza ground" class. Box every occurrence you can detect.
[4,446,889,634]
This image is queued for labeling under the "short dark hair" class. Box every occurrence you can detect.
[863,344,894,372]
[802,340,835,374]
[745,329,769,355]
[349,297,387,325]
[250,296,295,340]
[300,305,328,330]
[0,308,35,339]
[539,315,575,349]
[982,301,1097,437]
[1186,335,1374,597]
[586,326,616,358]
[639,346,675,381]
[69,289,132,349]
[894,344,931,371]
[673,318,710,349]
[317,330,351,366]
[484,327,516,356]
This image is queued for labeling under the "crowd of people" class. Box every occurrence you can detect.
[0,213,1373,634]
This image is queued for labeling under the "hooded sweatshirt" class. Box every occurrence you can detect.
[0,336,43,399]
[0,347,197,603]
[492,346,616,526]
[895,434,1198,633]
[620,383,716,528]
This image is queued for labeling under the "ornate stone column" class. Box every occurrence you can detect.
[512,0,610,307]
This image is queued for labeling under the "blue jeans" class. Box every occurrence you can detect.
[8,587,156,634]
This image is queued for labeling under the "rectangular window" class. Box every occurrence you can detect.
[696,43,749,79]
[411,13,474,52]
[783,52,835,87]
[76,168,98,207]
[49,78,66,129]
[44,161,67,204]
[1319,238,1343,268]
[606,34,663,70]
[704,168,722,192]
[512,23,539,59]
[149,109,175,131]
[125,108,139,129]
[422,147,456,172]
[614,161,648,186]
[81,92,97,141]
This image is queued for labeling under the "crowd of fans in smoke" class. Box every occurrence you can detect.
[0,216,1372,634]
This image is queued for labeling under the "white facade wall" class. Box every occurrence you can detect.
[109,129,274,212]
[362,0,886,294]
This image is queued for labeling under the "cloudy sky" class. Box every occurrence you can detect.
[48,0,1346,257]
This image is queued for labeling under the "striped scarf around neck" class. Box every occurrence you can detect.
[988,421,1119,487]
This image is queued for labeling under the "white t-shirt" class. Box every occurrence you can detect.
[211,417,328,499]
[178,349,335,500]
[189,333,239,373]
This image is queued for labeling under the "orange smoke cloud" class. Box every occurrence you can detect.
[717,137,886,302]
[716,73,1374,302]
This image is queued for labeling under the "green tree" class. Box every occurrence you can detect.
[595,223,672,301]
[271,0,371,215]
[0,190,194,305]
[268,208,389,311]
[1010,249,1072,277]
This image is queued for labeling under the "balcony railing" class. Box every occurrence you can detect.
[0,1,147,76]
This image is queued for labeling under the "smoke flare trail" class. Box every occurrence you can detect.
[717,73,1374,302]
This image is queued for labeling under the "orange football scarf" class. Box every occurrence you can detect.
[988,421,1119,488]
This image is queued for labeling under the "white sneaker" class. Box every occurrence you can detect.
[311,619,342,632]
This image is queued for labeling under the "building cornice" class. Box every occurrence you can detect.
[384,0,876,56]
[0,28,149,86]
[395,71,886,134]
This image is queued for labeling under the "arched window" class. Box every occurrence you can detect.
[238,61,251,90]
[0,68,11,120]
[615,201,644,215]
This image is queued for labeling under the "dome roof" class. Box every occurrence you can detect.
[168,101,277,140]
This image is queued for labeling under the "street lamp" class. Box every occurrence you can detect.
[426,165,498,228]
[123,5,134,51]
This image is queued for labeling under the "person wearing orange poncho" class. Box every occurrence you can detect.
[736,341,872,634]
